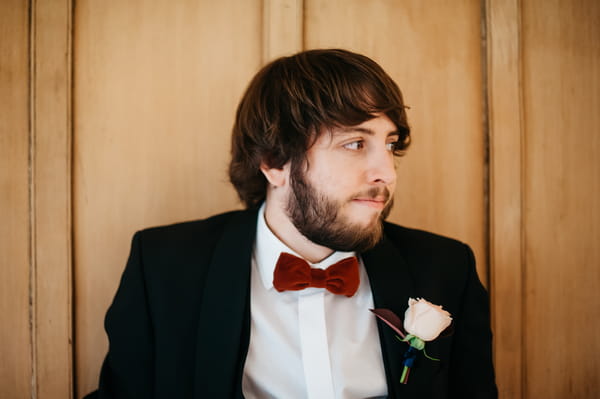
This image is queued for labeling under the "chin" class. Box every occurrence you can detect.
[345,211,382,229]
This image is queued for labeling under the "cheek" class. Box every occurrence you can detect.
[389,179,397,193]
[309,169,359,198]
[312,160,362,185]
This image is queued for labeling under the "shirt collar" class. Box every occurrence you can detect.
[254,202,356,291]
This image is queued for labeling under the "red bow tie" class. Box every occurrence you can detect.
[273,252,360,297]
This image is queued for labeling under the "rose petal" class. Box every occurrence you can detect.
[403,298,452,341]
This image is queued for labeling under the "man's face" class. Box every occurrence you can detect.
[286,114,399,252]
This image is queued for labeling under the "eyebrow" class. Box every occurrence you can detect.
[336,126,400,137]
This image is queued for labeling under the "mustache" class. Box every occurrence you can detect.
[352,187,392,202]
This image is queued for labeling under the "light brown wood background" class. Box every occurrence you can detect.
[1,0,598,398]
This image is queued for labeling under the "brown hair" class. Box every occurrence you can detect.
[229,48,411,209]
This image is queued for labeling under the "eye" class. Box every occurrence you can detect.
[343,140,365,150]
[386,140,400,152]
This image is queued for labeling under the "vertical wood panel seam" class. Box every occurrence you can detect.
[480,0,491,290]
[27,0,38,397]
[67,1,75,397]
[516,0,526,396]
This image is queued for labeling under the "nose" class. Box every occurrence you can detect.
[367,147,397,186]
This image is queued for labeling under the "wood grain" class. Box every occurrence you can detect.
[522,0,600,397]
[262,0,304,62]
[32,0,74,397]
[304,0,488,284]
[486,0,524,397]
[2,0,598,397]
[73,0,262,395]
[0,0,33,397]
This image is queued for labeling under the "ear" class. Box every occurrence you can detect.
[260,161,289,188]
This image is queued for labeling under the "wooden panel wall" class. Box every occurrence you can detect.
[32,1,74,397]
[0,1,33,397]
[489,0,600,397]
[487,0,524,397]
[262,0,303,61]
[72,0,262,396]
[2,0,599,398]
[1,0,73,398]
[521,0,600,397]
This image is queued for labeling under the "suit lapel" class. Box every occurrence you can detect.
[193,210,258,399]
[363,233,417,399]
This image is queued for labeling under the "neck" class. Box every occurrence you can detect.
[263,196,334,264]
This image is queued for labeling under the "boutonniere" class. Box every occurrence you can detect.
[371,298,452,384]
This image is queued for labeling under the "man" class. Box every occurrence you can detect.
[86,49,497,398]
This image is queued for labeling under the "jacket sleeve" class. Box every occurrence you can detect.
[84,231,155,399]
[448,244,498,398]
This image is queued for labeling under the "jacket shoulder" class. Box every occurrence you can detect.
[131,209,258,270]
[380,221,477,291]
[138,209,253,245]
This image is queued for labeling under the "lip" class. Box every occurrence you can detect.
[352,198,387,210]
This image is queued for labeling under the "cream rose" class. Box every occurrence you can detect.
[403,298,452,341]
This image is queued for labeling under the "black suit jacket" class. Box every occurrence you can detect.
[86,209,497,398]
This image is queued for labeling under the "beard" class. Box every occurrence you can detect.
[286,167,393,253]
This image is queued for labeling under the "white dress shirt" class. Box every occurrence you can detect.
[242,204,388,399]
